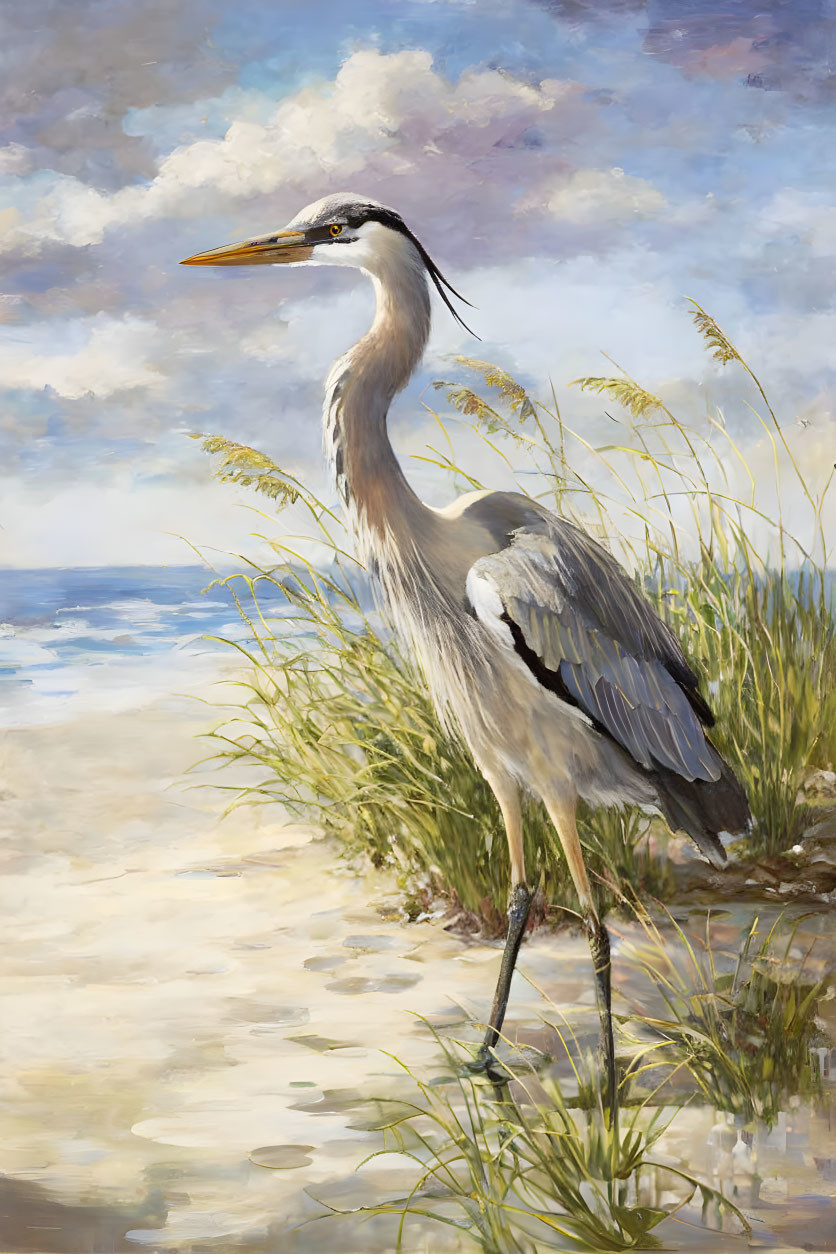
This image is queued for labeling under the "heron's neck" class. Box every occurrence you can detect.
[324,249,432,552]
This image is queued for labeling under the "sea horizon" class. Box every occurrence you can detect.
[2,560,832,730]
[0,564,290,728]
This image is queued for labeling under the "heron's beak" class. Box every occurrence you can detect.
[180,229,314,267]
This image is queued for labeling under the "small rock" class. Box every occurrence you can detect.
[802,768,836,800]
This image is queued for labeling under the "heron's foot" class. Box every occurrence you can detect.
[466,1045,511,1083]
[466,1042,550,1084]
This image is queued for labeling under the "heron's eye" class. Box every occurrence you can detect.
[329,223,343,237]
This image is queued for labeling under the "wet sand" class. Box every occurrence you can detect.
[0,684,833,1252]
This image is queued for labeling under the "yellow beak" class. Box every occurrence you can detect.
[180,229,314,267]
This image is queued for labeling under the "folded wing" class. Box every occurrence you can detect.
[466,516,719,784]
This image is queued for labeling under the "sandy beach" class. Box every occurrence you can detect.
[0,668,834,1252]
[0,683,585,1251]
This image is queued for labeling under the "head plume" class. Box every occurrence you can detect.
[290,193,479,337]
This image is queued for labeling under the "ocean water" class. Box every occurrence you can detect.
[3,563,829,731]
[0,566,285,727]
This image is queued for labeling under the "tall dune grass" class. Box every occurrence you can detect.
[197,303,834,923]
[317,908,827,1251]
[621,907,829,1127]
[318,1008,752,1251]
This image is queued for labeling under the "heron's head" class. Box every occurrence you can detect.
[181,192,473,330]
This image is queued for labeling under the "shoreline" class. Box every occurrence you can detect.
[0,679,833,1251]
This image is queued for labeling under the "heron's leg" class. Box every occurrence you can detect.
[477,776,532,1069]
[544,797,617,1129]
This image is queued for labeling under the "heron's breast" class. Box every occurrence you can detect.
[374,559,626,787]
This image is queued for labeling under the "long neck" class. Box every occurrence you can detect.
[324,244,433,553]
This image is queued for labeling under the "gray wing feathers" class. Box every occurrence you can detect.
[471,517,720,784]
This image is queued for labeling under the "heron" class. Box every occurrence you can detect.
[182,193,751,1112]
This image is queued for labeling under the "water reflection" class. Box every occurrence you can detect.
[0,701,833,1251]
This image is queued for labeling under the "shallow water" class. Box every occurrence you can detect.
[0,565,296,728]
[0,679,834,1251]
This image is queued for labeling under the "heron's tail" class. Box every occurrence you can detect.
[651,744,751,867]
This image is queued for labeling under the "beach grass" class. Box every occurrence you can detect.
[316,1015,751,1252]
[194,305,833,1249]
[620,906,830,1128]
[196,301,833,925]
[310,907,829,1251]
[197,546,673,924]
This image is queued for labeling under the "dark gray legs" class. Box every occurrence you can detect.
[543,798,618,1127]
[469,790,617,1132]
[584,912,617,1127]
[476,881,533,1070]
[473,885,617,1133]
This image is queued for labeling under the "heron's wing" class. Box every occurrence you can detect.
[466,513,719,783]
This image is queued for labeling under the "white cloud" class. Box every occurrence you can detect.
[0,468,330,569]
[2,39,831,573]
[458,253,694,381]
[524,166,666,225]
[736,308,836,377]
[757,189,836,257]
[0,144,34,174]
[0,49,593,256]
[0,315,163,399]
[128,50,584,217]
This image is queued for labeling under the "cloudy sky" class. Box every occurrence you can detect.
[1,0,834,567]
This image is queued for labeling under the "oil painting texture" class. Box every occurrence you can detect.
[1,2,834,1251]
